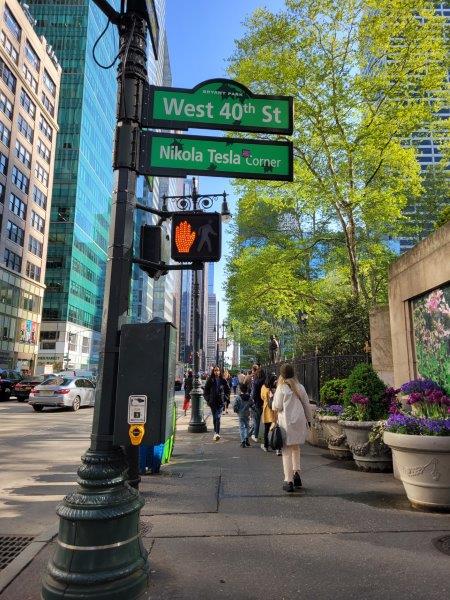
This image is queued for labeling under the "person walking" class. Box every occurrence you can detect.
[260,373,277,452]
[231,374,239,395]
[250,366,265,442]
[233,383,252,447]
[182,370,193,416]
[223,369,231,413]
[204,366,230,441]
[272,363,312,493]
[237,370,246,386]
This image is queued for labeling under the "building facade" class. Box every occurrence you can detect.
[0,0,61,371]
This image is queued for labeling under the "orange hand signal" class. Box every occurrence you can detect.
[175,220,197,253]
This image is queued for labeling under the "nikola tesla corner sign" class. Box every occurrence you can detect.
[139,78,294,182]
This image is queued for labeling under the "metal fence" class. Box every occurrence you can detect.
[265,354,370,403]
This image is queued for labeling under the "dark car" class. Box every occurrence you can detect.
[13,374,57,402]
[174,378,182,391]
[0,370,23,400]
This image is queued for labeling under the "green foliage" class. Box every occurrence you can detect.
[343,363,387,420]
[226,0,449,349]
[435,205,450,230]
[320,378,347,405]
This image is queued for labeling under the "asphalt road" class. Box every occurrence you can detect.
[0,392,185,536]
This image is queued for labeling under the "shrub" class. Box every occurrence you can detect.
[320,378,347,405]
[343,363,387,420]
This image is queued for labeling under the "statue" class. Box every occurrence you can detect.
[268,335,279,363]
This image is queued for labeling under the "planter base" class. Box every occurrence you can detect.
[340,420,392,473]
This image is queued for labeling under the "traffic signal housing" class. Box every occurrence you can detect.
[139,225,169,279]
[171,212,221,262]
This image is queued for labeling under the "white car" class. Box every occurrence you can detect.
[28,377,96,412]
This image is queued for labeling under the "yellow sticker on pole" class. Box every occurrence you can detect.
[129,424,145,445]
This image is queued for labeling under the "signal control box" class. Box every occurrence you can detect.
[113,318,176,446]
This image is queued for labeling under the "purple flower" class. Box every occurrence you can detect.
[385,414,450,436]
[351,393,369,405]
[400,379,443,395]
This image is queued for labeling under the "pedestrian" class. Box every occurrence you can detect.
[233,383,252,447]
[260,372,277,452]
[237,370,246,386]
[249,366,265,442]
[272,363,312,493]
[182,370,193,416]
[203,366,230,441]
[223,369,231,413]
[231,374,239,395]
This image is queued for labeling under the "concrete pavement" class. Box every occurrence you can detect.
[2,408,450,599]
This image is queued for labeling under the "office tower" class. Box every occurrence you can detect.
[27,0,120,372]
[0,0,61,371]
[206,263,217,369]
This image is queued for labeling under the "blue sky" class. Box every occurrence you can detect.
[165,0,285,317]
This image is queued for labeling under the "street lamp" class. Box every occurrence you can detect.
[159,177,231,433]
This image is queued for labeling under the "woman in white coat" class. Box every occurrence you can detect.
[272,363,312,492]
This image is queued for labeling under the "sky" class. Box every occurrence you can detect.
[165,0,285,319]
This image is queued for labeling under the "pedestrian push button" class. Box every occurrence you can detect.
[129,424,145,445]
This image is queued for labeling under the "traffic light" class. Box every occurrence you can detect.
[171,212,221,262]
[139,225,169,279]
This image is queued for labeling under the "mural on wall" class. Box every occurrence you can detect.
[412,285,450,394]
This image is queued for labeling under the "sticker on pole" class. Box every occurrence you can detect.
[128,395,148,424]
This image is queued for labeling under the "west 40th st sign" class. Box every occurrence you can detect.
[139,132,293,181]
[141,78,293,134]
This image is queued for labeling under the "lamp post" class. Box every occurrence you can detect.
[159,178,231,433]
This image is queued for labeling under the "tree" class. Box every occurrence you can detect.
[226,0,448,355]
[227,0,448,297]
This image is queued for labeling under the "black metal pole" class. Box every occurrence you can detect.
[42,7,149,599]
[215,300,220,366]
[188,263,207,433]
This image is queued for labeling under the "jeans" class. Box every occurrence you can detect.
[212,407,222,434]
[238,415,249,442]
[250,404,262,438]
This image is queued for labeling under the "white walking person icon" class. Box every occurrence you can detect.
[197,220,217,252]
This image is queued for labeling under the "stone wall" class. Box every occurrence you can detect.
[369,305,394,386]
[388,222,450,388]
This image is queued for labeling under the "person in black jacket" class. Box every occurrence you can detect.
[250,367,266,442]
[203,366,230,441]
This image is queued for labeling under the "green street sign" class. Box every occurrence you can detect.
[139,132,293,181]
[141,79,293,135]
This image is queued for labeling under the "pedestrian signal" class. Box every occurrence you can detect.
[171,212,221,262]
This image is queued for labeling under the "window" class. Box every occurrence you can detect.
[4,248,21,272]
[39,116,52,141]
[0,182,5,204]
[82,337,90,354]
[26,261,41,282]
[57,207,70,222]
[35,162,49,187]
[0,92,13,119]
[33,186,47,209]
[9,193,26,219]
[37,139,51,163]
[0,58,16,92]
[31,210,45,233]
[41,92,54,117]
[12,166,29,193]
[23,292,34,311]
[22,65,37,93]
[17,115,33,143]
[0,31,18,63]
[68,333,77,351]
[41,342,55,350]
[20,90,36,119]
[0,151,7,174]
[7,221,25,246]
[15,141,31,168]
[25,41,40,71]
[4,5,21,41]
[0,152,8,175]
[0,120,10,147]
[40,331,59,341]
[43,70,56,97]
[28,235,43,258]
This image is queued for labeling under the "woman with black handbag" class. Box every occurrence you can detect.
[272,363,312,493]
[203,366,230,441]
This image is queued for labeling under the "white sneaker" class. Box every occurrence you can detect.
[213,433,220,441]
[251,435,258,442]
[261,444,267,452]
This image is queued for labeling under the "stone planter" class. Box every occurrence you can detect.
[308,412,328,448]
[317,415,352,459]
[383,431,450,511]
[339,420,392,472]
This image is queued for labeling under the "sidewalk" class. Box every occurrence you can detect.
[2,410,450,599]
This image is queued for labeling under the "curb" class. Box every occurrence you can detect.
[0,524,58,594]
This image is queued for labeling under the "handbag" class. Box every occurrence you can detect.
[269,424,283,451]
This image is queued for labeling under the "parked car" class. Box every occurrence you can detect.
[0,370,23,400]
[28,377,96,412]
[13,374,57,402]
[174,378,182,391]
